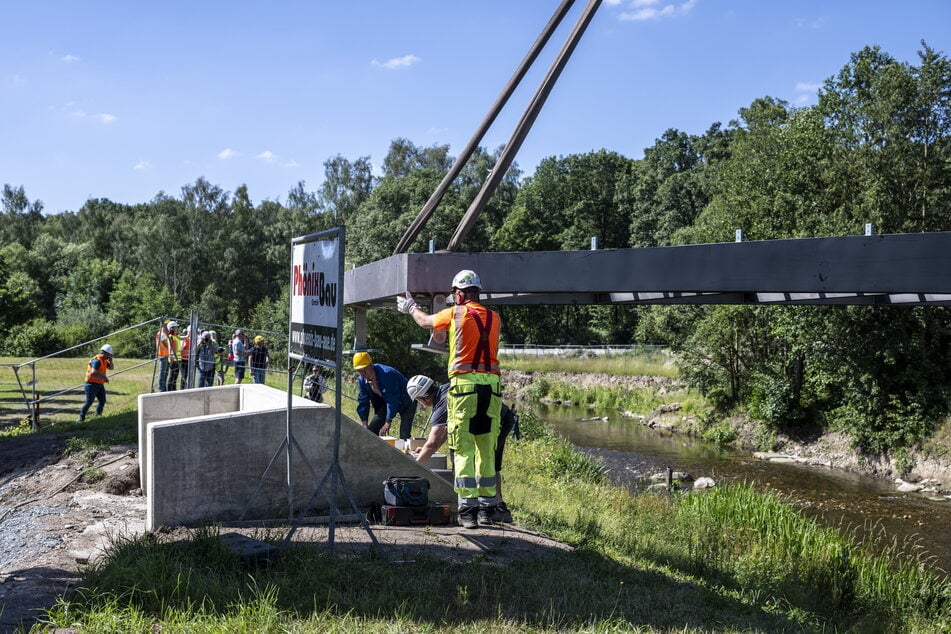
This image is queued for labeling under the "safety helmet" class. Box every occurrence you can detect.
[352,351,373,370]
[451,269,482,290]
[100,344,113,355]
[209,330,217,340]
[406,375,435,401]
[167,321,179,329]
[182,326,190,336]
[254,335,264,344]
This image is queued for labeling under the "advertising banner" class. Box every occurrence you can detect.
[289,235,340,361]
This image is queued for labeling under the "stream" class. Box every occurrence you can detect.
[539,404,951,575]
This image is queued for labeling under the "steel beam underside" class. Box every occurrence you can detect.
[344,233,951,309]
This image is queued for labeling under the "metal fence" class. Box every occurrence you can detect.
[0,315,335,432]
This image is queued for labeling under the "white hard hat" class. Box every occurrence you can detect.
[100,344,113,355]
[407,375,435,401]
[167,321,179,329]
[451,269,481,290]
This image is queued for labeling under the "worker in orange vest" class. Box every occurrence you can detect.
[78,344,114,422]
[397,269,503,529]
[179,325,193,390]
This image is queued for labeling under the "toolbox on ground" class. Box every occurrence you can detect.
[381,503,451,526]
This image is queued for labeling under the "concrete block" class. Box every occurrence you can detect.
[144,385,456,530]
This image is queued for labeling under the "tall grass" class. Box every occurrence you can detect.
[38,409,951,633]
[501,350,679,379]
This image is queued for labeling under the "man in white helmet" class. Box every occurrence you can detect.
[78,344,114,422]
[397,269,503,529]
[407,374,517,523]
[155,320,179,392]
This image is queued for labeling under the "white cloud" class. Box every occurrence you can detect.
[793,17,826,29]
[794,82,821,105]
[96,113,116,124]
[217,148,241,160]
[256,150,298,168]
[133,159,152,171]
[619,0,696,21]
[61,53,81,63]
[371,54,421,70]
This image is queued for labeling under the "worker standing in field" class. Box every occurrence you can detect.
[397,269,503,529]
[155,320,172,392]
[78,344,115,423]
[165,322,182,391]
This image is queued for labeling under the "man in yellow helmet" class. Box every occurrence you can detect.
[352,351,417,440]
[397,269,502,529]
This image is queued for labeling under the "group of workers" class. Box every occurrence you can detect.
[154,322,270,390]
[78,268,511,530]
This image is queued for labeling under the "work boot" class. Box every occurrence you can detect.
[492,502,513,523]
[477,506,496,527]
[457,506,478,529]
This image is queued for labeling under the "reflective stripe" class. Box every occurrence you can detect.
[454,475,498,490]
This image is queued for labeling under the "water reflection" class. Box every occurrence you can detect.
[541,404,951,575]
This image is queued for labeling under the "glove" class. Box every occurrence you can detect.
[396,291,418,314]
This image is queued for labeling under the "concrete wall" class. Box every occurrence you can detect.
[140,384,455,530]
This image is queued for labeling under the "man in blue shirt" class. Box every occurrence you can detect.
[353,352,417,440]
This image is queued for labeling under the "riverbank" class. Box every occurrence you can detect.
[502,369,951,497]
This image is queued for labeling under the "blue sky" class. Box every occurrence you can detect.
[2,1,948,215]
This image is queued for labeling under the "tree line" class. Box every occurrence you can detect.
[2,43,950,452]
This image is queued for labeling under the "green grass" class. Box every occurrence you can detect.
[9,355,951,632]
[26,411,951,633]
[501,350,679,379]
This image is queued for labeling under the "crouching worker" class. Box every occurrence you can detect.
[353,352,418,440]
[407,374,516,525]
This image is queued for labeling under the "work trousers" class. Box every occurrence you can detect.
[447,373,501,501]
[157,357,169,392]
[80,382,106,419]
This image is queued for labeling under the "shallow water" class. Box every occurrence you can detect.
[541,405,951,575]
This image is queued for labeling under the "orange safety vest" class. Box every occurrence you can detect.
[156,329,170,358]
[443,302,501,376]
[181,335,191,360]
[85,353,112,384]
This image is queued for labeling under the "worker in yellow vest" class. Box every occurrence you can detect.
[166,323,181,391]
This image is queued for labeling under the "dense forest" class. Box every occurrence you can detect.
[3,44,951,452]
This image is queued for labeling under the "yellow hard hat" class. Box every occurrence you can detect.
[254,335,264,344]
[352,351,373,370]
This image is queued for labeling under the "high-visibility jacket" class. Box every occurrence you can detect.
[156,328,170,358]
[181,335,191,361]
[85,353,112,384]
[168,334,181,361]
[433,302,501,376]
